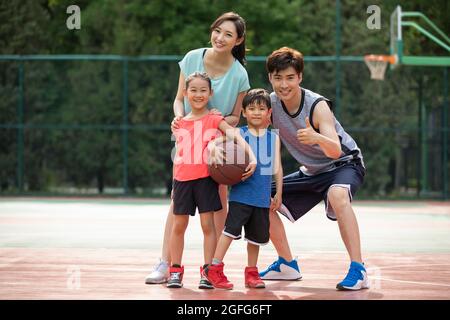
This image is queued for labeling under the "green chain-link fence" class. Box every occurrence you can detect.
[0,55,448,199]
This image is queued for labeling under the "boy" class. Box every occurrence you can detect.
[259,47,369,291]
[204,88,283,289]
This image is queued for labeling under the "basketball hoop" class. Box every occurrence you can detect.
[364,55,397,80]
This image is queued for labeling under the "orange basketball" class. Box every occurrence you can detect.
[208,139,250,186]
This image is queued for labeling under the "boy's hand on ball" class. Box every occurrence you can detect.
[241,162,257,181]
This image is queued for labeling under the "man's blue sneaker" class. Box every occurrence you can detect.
[336,261,370,291]
[259,256,302,280]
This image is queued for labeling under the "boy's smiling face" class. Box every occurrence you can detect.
[242,102,271,129]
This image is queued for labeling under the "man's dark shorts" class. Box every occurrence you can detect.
[271,160,365,221]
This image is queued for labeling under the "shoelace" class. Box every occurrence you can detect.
[267,260,280,271]
[344,267,361,282]
[169,272,181,281]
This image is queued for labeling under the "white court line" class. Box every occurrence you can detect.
[367,263,450,270]
[366,263,450,288]
[372,277,450,287]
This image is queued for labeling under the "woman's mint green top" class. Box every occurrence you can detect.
[179,48,250,116]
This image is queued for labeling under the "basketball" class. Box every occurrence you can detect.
[208,139,250,185]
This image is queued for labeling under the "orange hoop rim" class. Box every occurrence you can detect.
[364,54,397,65]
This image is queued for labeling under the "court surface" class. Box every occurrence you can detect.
[0,198,449,300]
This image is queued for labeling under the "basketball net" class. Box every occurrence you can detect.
[364,55,397,80]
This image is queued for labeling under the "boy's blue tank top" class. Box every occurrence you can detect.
[229,126,276,208]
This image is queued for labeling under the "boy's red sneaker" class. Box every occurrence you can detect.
[203,263,233,290]
[245,266,265,288]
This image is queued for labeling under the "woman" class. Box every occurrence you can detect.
[145,12,250,289]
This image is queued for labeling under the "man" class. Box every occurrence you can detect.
[260,47,369,291]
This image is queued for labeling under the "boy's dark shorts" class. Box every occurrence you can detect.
[271,159,365,222]
[173,177,222,216]
[223,201,270,246]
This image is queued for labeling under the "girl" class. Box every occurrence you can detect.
[146,12,250,288]
[167,72,256,288]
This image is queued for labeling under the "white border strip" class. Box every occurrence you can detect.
[222,231,241,239]
[244,237,269,246]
